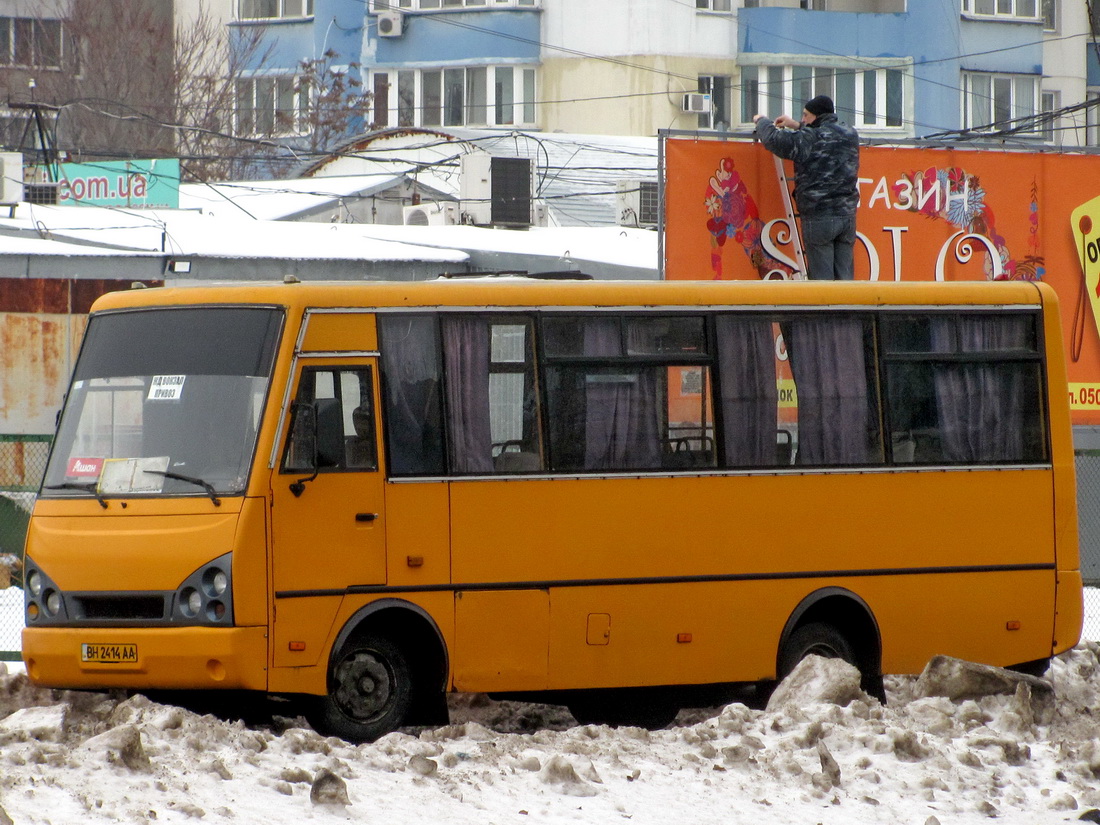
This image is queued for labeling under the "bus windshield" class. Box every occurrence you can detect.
[41,306,283,499]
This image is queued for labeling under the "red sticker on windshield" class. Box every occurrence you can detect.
[67,457,104,478]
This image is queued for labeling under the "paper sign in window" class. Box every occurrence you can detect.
[148,375,186,401]
[98,456,170,494]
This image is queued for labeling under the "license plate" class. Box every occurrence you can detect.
[81,643,138,664]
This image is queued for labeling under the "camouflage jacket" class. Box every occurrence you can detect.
[755,112,860,219]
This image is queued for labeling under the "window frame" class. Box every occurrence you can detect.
[962,70,1040,133]
[739,63,906,131]
[0,16,63,69]
[281,365,379,474]
[1088,90,1100,146]
[237,0,315,21]
[375,306,1052,479]
[961,0,1041,20]
[372,65,536,129]
[695,0,733,11]
[235,74,311,137]
[369,0,537,9]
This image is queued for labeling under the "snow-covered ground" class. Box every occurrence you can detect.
[2,591,1100,824]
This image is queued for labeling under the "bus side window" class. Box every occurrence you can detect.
[715,316,779,468]
[881,313,1046,465]
[379,315,446,476]
[441,315,544,475]
[281,367,378,473]
[785,315,881,466]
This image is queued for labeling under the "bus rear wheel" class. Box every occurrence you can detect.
[307,633,413,743]
[776,621,885,702]
[777,622,856,678]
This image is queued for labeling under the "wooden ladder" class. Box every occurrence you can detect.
[773,155,807,280]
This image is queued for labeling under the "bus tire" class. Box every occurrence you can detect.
[307,633,413,743]
[777,622,857,680]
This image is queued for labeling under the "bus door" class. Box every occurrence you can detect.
[269,359,386,668]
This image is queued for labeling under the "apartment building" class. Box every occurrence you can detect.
[219,1,1094,148]
[0,0,177,163]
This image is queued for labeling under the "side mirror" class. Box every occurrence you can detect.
[314,397,343,468]
[288,397,344,497]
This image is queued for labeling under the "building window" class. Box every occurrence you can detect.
[370,0,536,9]
[696,0,733,10]
[962,71,1038,132]
[800,0,827,8]
[238,0,314,19]
[235,75,310,136]
[1041,0,1057,30]
[698,76,732,130]
[1040,90,1058,141]
[1087,90,1100,145]
[961,0,1039,20]
[740,64,905,130]
[374,66,536,128]
[0,17,62,69]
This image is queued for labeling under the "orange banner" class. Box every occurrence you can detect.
[664,137,1100,424]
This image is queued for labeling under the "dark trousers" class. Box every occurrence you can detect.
[801,214,857,280]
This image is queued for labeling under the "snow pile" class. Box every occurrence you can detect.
[2,649,1100,825]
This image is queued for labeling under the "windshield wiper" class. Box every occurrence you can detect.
[143,470,222,506]
[43,482,108,509]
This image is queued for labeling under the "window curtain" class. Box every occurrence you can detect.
[931,316,1031,462]
[379,316,444,475]
[716,316,778,467]
[787,318,872,465]
[442,317,494,473]
[583,319,661,470]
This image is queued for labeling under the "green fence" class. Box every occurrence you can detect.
[1,435,51,662]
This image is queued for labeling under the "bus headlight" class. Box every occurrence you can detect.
[44,589,61,617]
[172,553,234,626]
[22,560,68,624]
[203,568,228,598]
[180,587,202,618]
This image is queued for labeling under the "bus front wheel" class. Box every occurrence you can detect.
[307,633,413,743]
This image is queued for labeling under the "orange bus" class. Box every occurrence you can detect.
[21,278,1082,740]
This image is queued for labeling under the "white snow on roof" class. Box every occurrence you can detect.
[355,224,658,270]
[178,174,407,221]
[0,200,657,271]
[0,202,468,264]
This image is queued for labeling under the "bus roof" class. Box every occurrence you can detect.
[89,277,1054,314]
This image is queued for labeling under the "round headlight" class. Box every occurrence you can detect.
[203,568,228,597]
[206,600,226,622]
[181,587,202,618]
[44,589,61,617]
[27,570,42,597]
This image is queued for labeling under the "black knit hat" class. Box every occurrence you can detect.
[804,95,835,116]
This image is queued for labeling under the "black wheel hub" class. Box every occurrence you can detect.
[333,651,392,721]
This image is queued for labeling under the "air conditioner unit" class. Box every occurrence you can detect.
[0,153,24,205]
[378,10,404,37]
[460,153,533,228]
[616,180,659,228]
[681,93,711,114]
[403,202,459,226]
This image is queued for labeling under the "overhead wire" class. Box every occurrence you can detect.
[9,3,1100,177]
